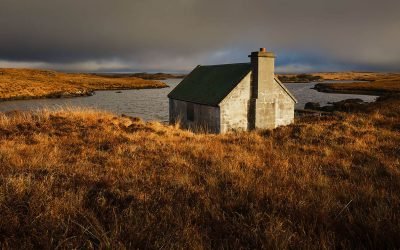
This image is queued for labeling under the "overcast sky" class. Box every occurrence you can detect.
[0,0,399,73]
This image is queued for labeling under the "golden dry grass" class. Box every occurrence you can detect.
[0,96,399,248]
[315,80,400,94]
[278,72,400,94]
[312,72,396,81]
[310,72,400,95]
[0,68,167,100]
[279,71,400,81]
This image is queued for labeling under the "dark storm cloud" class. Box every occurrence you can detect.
[0,0,399,72]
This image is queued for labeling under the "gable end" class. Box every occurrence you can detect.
[274,77,298,103]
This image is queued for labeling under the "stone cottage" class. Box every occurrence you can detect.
[168,48,297,133]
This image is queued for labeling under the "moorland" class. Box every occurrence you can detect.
[0,70,399,248]
[0,69,167,101]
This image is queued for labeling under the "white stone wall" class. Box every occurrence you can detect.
[255,78,295,129]
[219,75,295,133]
[169,99,220,133]
[219,73,251,133]
[275,92,295,126]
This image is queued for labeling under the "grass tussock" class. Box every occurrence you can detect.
[0,68,167,101]
[0,97,399,248]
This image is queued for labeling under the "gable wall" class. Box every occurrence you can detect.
[255,78,295,129]
[169,99,220,133]
[219,73,251,133]
[275,83,295,126]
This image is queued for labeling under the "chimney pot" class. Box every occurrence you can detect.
[260,48,266,52]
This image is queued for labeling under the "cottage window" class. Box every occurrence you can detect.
[187,103,194,121]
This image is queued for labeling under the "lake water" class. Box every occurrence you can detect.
[0,79,378,121]
[285,82,377,110]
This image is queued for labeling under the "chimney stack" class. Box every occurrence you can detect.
[248,48,276,129]
[249,48,275,99]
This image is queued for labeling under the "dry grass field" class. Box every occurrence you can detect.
[279,72,400,81]
[0,94,399,248]
[314,79,400,95]
[125,72,186,80]
[306,72,400,95]
[278,72,400,95]
[312,72,396,81]
[0,68,167,101]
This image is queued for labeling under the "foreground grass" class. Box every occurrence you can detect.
[0,96,399,248]
[0,68,167,101]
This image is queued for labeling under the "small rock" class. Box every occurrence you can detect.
[320,106,335,112]
[304,102,321,110]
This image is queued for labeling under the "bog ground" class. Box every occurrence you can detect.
[0,95,399,248]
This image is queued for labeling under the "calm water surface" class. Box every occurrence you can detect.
[285,82,377,110]
[0,79,378,121]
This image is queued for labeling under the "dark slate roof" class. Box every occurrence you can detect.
[168,63,251,106]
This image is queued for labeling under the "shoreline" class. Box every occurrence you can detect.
[309,73,400,96]
[0,68,169,102]
[95,72,186,80]
[312,85,386,96]
[0,85,169,102]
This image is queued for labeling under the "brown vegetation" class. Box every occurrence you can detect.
[278,74,322,83]
[279,72,400,94]
[0,94,399,248]
[277,71,400,95]
[280,72,400,82]
[127,72,186,80]
[311,72,393,81]
[0,68,168,101]
[94,72,186,80]
[314,77,400,95]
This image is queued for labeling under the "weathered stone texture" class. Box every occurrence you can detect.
[169,99,220,133]
[250,50,295,129]
[219,73,251,133]
[254,79,295,129]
